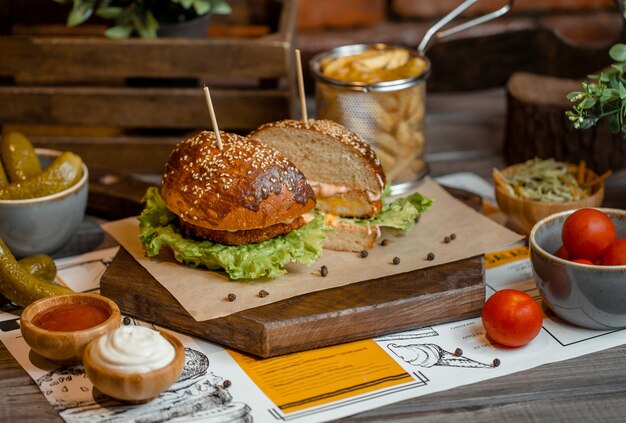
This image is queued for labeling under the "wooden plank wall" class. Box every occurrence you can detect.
[0,0,298,175]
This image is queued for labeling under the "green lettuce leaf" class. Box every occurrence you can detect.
[138,187,327,280]
[347,192,433,231]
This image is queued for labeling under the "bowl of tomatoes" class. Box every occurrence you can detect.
[529,208,626,330]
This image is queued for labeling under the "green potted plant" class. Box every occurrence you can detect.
[567,2,626,138]
[53,0,231,39]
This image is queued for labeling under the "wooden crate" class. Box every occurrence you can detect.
[0,0,298,175]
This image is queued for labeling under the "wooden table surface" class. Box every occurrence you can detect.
[1,89,626,422]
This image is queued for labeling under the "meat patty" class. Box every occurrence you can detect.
[179,216,307,246]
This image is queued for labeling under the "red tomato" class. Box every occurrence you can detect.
[481,289,543,347]
[571,258,593,265]
[601,238,626,266]
[554,245,569,260]
[562,208,616,261]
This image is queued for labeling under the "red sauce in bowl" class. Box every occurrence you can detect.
[32,303,111,332]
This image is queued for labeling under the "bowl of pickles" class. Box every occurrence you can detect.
[493,158,606,236]
[0,132,88,257]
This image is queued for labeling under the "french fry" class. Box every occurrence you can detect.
[404,92,420,119]
[375,132,400,155]
[395,121,413,146]
[386,154,416,182]
[577,160,586,186]
[410,131,425,150]
[341,114,370,135]
[321,56,351,77]
[398,92,411,119]
[376,94,398,113]
[407,95,425,126]
[372,102,396,133]
[385,49,410,69]
[410,158,426,173]
[359,52,394,71]
[492,168,508,190]
[582,170,612,188]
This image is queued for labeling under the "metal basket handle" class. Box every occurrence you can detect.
[418,0,514,55]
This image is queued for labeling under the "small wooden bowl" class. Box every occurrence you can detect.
[20,293,121,365]
[494,164,605,235]
[83,331,185,404]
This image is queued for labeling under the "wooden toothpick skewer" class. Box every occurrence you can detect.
[295,49,309,127]
[203,86,223,150]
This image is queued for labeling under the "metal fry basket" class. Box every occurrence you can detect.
[311,44,430,191]
[310,0,513,193]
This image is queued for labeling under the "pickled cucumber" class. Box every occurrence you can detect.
[0,161,8,188]
[18,254,57,282]
[0,152,83,200]
[0,238,72,307]
[1,132,42,182]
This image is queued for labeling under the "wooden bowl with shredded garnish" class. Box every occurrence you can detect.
[493,159,607,235]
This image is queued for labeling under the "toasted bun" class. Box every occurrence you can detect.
[249,119,386,218]
[160,131,316,231]
[322,217,379,252]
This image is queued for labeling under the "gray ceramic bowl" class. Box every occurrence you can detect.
[0,148,88,258]
[529,208,626,330]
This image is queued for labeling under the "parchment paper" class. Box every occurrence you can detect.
[102,179,524,321]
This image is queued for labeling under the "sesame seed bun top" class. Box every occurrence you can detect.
[160,131,316,231]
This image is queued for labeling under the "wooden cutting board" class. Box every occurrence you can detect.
[100,188,485,358]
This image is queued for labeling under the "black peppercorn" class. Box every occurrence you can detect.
[360,250,368,258]
[450,233,457,240]
[227,293,237,302]
[454,348,463,357]
[427,252,435,261]
[320,265,328,277]
[444,236,451,244]
[381,239,390,246]
[258,289,269,298]
[123,316,131,325]
[392,257,401,265]
[493,358,501,367]
[222,380,232,388]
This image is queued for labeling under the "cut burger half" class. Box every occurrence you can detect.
[249,119,432,252]
[138,131,327,280]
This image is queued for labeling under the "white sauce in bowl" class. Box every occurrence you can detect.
[90,326,175,374]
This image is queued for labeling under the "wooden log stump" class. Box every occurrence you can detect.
[504,72,626,173]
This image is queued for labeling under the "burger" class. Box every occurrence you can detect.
[249,119,432,252]
[138,131,327,280]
